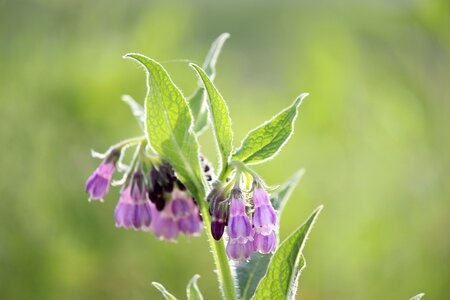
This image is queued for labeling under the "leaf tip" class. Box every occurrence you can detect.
[294,92,309,107]
[218,32,231,41]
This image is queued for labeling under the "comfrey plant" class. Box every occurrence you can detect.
[85,33,323,300]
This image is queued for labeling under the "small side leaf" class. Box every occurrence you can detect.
[122,94,145,129]
[236,170,305,299]
[190,33,230,134]
[270,169,305,213]
[186,274,204,300]
[232,93,308,165]
[409,293,425,300]
[152,282,178,300]
[252,205,323,300]
[124,54,205,199]
[191,63,233,173]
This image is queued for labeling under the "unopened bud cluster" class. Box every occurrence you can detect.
[86,147,202,241]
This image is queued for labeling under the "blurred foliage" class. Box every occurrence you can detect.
[0,0,449,299]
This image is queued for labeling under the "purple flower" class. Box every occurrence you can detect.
[226,193,253,261]
[252,187,278,235]
[85,161,116,201]
[226,239,253,261]
[114,171,152,230]
[150,188,202,240]
[252,231,276,254]
[171,190,202,235]
[150,202,179,241]
[252,187,278,253]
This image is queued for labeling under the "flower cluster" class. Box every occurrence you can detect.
[85,148,202,240]
[208,184,278,261]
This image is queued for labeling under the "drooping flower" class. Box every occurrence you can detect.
[150,201,179,240]
[252,230,276,254]
[171,189,202,235]
[85,149,120,201]
[150,175,203,240]
[226,191,253,260]
[252,187,278,253]
[114,170,152,230]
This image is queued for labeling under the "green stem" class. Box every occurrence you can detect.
[196,194,237,300]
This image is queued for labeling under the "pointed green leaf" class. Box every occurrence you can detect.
[191,63,233,173]
[409,293,425,300]
[124,53,205,199]
[236,170,305,299]
[252,206,323,300]
[152,282,178,300]
[121,94,145,129]
[232,93,308,165]
[186,274,204,300]
[190,33,230,134]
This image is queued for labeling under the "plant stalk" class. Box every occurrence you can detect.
[197,197,237,300]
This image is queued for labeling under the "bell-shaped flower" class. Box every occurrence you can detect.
[85,150,119,201]
[226,192,253,261]
[114,170,152,230]
[252,187,278,253]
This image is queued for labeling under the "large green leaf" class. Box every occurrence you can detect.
[124,54,205,199]
[186,274,203,300]
[236,170,305,299]
[232,93,308,165]
[190,33,230,134]
[152,282,178,300]
[191,63,233,173]
[252,206,323,300]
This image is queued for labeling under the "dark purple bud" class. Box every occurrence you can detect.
[207,185,228,240]
[176,179,186,191]
[211,206,228,240]
[85,150,119,201]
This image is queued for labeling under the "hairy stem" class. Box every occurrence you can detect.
[196,196,237,300]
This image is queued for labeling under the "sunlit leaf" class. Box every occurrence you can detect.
[124,53,205,199]
[152,282,178,300]
[186,274,203,300]
[232,93,308,165]
[190,33,230,134]
[252,206,323,300]
[191,63,233,173]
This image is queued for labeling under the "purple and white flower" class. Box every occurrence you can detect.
[151,188,202,240]
[85,150,119,201]
[226,193,253,260]
[252,187,278,254]
[114,170,152,230]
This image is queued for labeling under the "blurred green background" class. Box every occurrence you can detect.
[1,0,449,299]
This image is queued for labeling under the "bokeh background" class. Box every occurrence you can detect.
[1,0,449,299]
